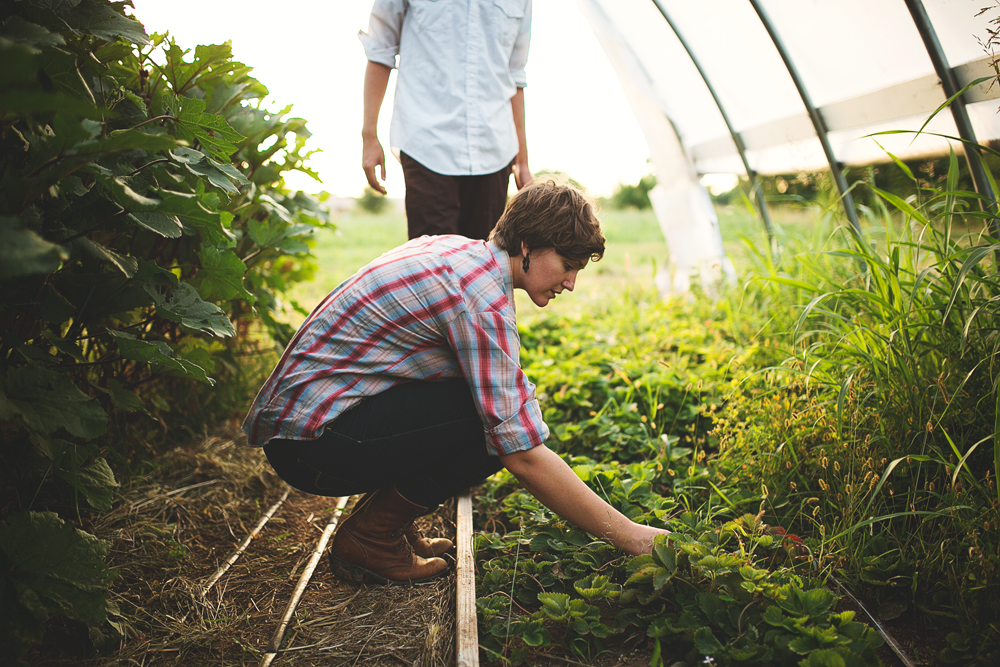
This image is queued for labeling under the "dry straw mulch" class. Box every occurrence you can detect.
[34,423,458,667]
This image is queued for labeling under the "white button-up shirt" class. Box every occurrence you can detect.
[360,0,532,176]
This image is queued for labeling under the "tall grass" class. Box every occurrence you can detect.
[717,146,1000,654]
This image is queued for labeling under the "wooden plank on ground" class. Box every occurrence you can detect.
[259,494,351,667]
[201,489,291,597]
[456,491,479,667]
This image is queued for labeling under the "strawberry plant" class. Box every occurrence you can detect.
[477,288,890,664]
[476,458,882,666]
[519,297,741,466]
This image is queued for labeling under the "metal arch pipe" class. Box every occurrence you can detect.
[650,0,776,256]
[904,0,999,239]
[748,0,863,237]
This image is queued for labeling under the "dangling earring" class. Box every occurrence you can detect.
[522,254,530,273]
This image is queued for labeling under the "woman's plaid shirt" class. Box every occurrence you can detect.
[242,235,548,456]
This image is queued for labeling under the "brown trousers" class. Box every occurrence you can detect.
[401,152,513,240]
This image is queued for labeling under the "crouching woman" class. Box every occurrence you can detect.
[242,180,670,585]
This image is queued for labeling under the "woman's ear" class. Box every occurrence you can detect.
[518,242,534,274]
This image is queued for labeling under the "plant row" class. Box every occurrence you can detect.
[476,461,882,666]
[0,1,331,661]
[475,145,999,664]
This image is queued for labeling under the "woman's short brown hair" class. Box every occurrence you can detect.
[489,179,605,263]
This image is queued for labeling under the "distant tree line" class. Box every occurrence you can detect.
[709,149,999,209]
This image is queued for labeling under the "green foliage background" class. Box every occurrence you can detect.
[0,0,333,659]
[604,173,657,210]
[356,185,391,214]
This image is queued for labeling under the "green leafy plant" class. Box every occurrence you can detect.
[0,1,332,660]
[520,299,733,466]
[605,174,657,210]
[0,511,112,658]
[356,185,391,214]
[475,459,881,666]
[705,125,1000,662]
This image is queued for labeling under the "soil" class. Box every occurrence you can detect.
[835,591,952,667]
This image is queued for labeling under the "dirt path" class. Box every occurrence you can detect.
[34,429,458,667]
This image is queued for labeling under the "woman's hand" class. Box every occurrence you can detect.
[618,522,672,557]
[499,445,671,556]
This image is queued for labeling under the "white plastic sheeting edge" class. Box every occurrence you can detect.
[577,0,734,295]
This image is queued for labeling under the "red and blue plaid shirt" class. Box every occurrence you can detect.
[242,235,548,456]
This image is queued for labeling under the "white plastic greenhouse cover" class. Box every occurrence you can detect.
[575,0,1000,292]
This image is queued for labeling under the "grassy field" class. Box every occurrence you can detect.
[285,204,676,322]
[285,201,814,323]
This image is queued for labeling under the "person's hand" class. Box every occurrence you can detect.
[362,135,387,195]
[501,445,670,557]
[513,159,533,190]
[620,523,672,557]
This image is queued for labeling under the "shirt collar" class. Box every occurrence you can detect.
[486,240,515,311]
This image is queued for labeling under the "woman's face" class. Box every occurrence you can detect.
[518,247,586,307]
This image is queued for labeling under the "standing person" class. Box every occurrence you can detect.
[243,181,670,585]
[359,0,535,240]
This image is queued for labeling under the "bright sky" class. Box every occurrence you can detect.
[128,0,652,199]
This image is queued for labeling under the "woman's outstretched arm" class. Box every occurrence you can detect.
[499,444,669,556]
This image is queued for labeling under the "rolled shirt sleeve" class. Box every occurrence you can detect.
[445,308,548,456]
[359,0,405,68]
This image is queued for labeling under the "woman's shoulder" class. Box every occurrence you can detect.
[357,235,495,289]
[384,234,484,259]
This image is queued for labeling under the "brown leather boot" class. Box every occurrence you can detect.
[329,487,448,585]
[403,521,454,558]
